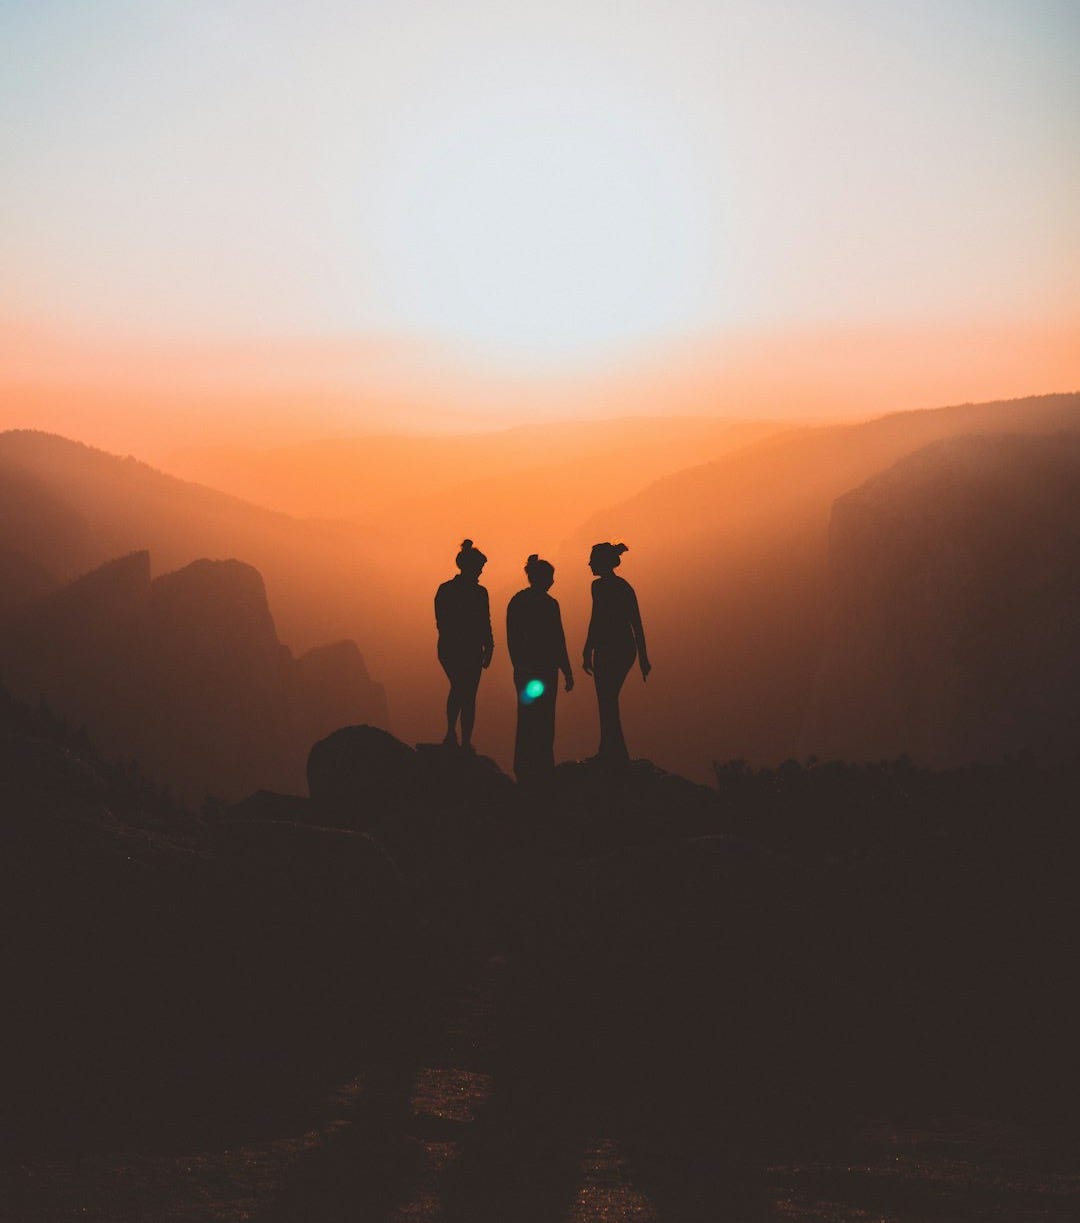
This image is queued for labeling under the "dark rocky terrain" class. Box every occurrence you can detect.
[3,690,1077,1220]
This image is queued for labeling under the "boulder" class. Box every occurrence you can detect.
[307,727,515,867]
[307,724,419,820]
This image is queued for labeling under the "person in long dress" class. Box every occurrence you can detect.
[435,539,493,751]
[582,541,650,762]
[506,554,574,782]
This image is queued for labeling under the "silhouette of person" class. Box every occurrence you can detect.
[582,542,650,763]
[435,540,494,751]
[506,554,574,783]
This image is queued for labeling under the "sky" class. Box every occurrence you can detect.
[1,0,1078,437]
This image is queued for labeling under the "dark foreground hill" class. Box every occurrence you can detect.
[6,689,1077,1219]
[1,551,388,799]
[0,687,411,1157]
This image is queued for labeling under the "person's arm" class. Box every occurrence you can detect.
[506,594,521,670]
[554,599,574,691]
[628,584,651,679]
[582,582,598,675]
[481,586,494,668]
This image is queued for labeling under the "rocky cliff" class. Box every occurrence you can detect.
[2,552,389,798]
[807,432,1080,764]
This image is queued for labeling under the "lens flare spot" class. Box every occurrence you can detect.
[521,678,546,704]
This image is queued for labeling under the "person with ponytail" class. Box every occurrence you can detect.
[582,541,650,762]
[435,540,494,751]
[506,554,574,782]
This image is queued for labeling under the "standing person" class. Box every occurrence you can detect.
[506,554,574,782]
[582,542,650,763]
[435,539,494,751]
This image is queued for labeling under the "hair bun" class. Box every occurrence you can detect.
[616,542,629,554]
[527,553,539,564]
[460,539,473,551]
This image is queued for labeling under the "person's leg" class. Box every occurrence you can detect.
[442,659,460,745]
[460,693,475,748]
[516,669,557,782]
[459,663,482,750]
[513,668,530,780]
[596,674,622,759]
[595,654,632,761]
[539,670,558,772]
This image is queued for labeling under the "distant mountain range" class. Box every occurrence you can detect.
[0,549,387,800]
[2,391,1078,780]
[0,429,388,653]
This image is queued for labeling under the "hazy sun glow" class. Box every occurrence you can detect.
[1,0,1077,403]
[366,67,717,361]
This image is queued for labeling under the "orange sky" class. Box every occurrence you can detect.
[2,317,1077,456]
[2,2,1078,447]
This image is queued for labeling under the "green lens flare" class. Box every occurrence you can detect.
[523,678,545,702]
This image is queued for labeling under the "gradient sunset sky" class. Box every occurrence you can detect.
[2,1,1077,442]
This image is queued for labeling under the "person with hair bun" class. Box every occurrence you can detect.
[506,554,574,782]
[583,541,650,762]
[434,540,494,751]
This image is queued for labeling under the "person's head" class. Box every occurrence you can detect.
[456,538,487,577]
[589,541,628,576]
[524,553,555,591]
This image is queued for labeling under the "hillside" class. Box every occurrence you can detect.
[807,432,1080,764]
[0,430,388,657]
[553,393,1080,775]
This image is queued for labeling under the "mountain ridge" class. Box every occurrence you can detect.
[1,550,389,799]
[806,431,1080,764]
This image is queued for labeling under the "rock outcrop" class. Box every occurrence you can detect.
[2,551,151,757]
[143,558,288,796]
[307,725,514,867]
[1,553,389,799]
[286,639,390,757]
